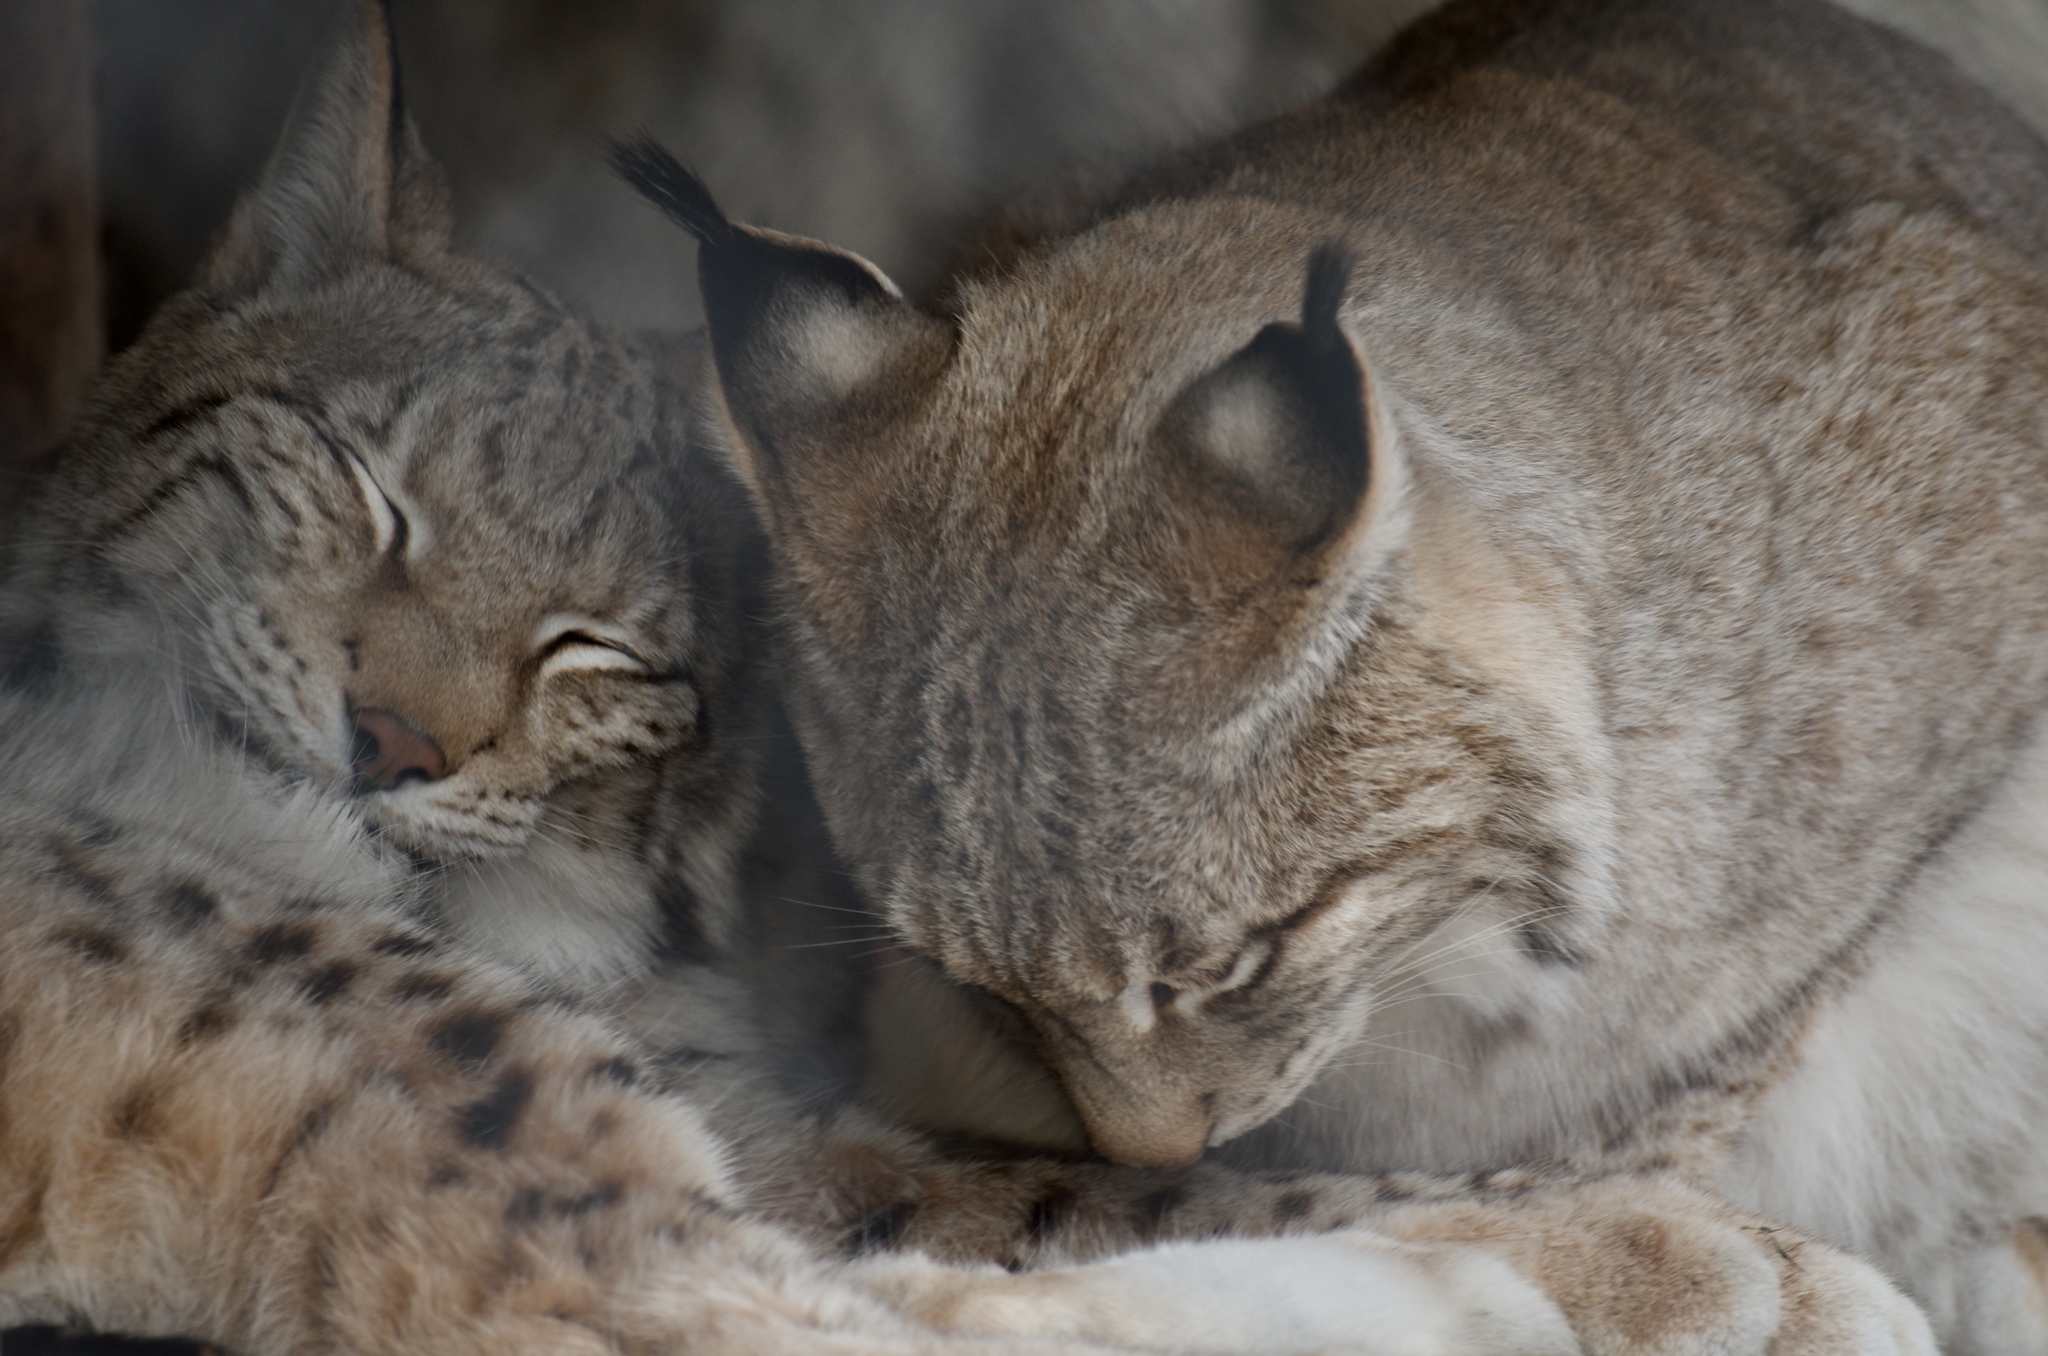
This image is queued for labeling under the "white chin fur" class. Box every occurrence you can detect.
[363,789,544,859]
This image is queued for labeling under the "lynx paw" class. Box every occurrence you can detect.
[856,1232,1579,1355]
[1376,1181,1934,1356]
[1763,1229,1935,1356]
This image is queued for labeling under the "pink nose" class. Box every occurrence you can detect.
[350,707,447,789]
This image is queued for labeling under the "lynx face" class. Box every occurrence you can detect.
[621,151,1611,1166]
[14,80,733,871]
[143,295,704,863]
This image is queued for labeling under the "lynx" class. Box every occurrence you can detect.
[632,0,2048,1349]
[0,4,1693,1353]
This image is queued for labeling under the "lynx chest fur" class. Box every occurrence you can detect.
[650,0,2048,1345]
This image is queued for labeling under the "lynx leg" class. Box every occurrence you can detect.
[850,1233,1578,1356]
[1370,1179,1932,1356]
[0,862,1167,1356]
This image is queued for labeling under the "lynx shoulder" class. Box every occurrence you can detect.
[643,0,2048,1348]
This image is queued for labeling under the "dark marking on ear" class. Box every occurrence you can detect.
[247,922,317,964]
[846,1201,918,1257]
[54,926,127,964]
[163,882,220,926]
[1025,1188,1076,1241]
[430,1008,509,1068]
[300,960,359,1005]
[459,1068,533,1149]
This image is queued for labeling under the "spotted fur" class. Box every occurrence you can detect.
[0,5,1853,1353]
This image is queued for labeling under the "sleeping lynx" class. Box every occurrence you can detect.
[0,5,1672,1353]
[632,0,2048,1349]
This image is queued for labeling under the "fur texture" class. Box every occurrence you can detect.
[664,0,2048,1349]
[1,7,1883,1354]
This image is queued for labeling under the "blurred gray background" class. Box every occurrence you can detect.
[93,0,1420,347]
[92,0,2048,356]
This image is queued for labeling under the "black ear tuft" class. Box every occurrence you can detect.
[1156,241,1371,556]
[608,136,739,250]
[613,134,945,496]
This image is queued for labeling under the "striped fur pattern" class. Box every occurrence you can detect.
[667,0,2048,1348]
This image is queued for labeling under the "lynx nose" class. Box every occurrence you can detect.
[350,707,447,789]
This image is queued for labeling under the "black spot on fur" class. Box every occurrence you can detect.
[297,1100,334,1146]
[431,1008,509,1068]
[111,1085,159,1139]
[507,1186,547,1225]
[590,1056,640,1087]
[1371,1178,1419,1205]
[394,971,456,1003]
[246,922,316,964]
[71,813,122,848]
[311,1236,339,1292]
[373,930,438,957]
[846,1201,918,1257]
[560,1184,622,1217]
[54,926,127,964]
[1137,1186,1186,1230]
[177,1002,236,1045]
[162,882,219,926]
[300,961,358,1006]
[1273,1189,1318,1224]
[459,1069,533,1149]
[47,840,119,903]
[1025,1189,1074,1241]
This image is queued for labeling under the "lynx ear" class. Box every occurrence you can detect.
[1156,246,1375,566]
[201,0,451,296]
[611,138,948,497]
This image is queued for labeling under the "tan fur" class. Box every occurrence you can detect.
[0,7,1850,1353]
[672,0,2048,1348]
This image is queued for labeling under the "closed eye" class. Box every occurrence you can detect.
[1159,938,1275,1017]
[347,456,409,558]
[532,615,650,678]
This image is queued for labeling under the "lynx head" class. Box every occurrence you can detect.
[4,10,755,892]
[626,148,1618,1166]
